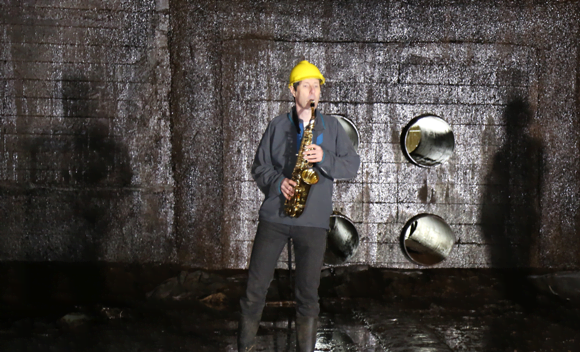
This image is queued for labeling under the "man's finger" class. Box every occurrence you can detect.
[283,189,294,200]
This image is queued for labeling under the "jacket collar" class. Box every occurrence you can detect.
[290,106,326,133]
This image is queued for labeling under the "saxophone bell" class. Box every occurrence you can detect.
[301,168,319,185]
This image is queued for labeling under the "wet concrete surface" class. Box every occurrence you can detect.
[1,265,579,351]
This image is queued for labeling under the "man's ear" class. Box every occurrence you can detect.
[289,86,297,98]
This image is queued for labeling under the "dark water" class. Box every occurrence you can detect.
[0,264,579,351]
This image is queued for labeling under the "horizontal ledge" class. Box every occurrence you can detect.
[0,184,174,192]
[220,38,540,50]
[226,99,518,107]
[1,6,159,15]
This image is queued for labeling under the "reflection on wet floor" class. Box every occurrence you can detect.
[1,265,579,351]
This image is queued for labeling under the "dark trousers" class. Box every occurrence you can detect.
[240,220,327,318]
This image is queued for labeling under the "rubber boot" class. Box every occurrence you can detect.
[296,316,318,352]
[237,315,260,352]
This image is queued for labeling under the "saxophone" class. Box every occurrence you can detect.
[284,101,320,218]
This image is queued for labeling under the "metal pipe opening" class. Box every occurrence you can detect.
[324,211,359,265]
[401,214,456,266]
[333,115,359,152]
[400,114,454,167]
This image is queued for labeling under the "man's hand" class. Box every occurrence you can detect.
[303,144,323,163]
[281,178,297,200]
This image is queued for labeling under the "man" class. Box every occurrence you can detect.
[238,60,360,352]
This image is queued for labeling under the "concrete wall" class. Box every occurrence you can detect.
[0,0,175,262]
[2,0,579,269]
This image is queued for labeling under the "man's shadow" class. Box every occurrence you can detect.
[8,76,133,309]
[480,97,544,350]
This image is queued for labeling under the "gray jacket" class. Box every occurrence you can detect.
[251,107,360,229]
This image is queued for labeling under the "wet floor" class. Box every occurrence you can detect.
[0,265,579,351]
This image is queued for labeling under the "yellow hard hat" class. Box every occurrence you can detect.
[288,60,325,88]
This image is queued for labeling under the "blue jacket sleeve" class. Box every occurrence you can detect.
[316,120,360,180]
[251,121,284,197]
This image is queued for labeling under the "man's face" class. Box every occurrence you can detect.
[290,78,321,110]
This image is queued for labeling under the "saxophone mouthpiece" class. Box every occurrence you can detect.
[310,100,315,108]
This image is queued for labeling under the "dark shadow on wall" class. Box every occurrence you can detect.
[2,76,133,307]
[480,97,544,350]
[481,97,543,272]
